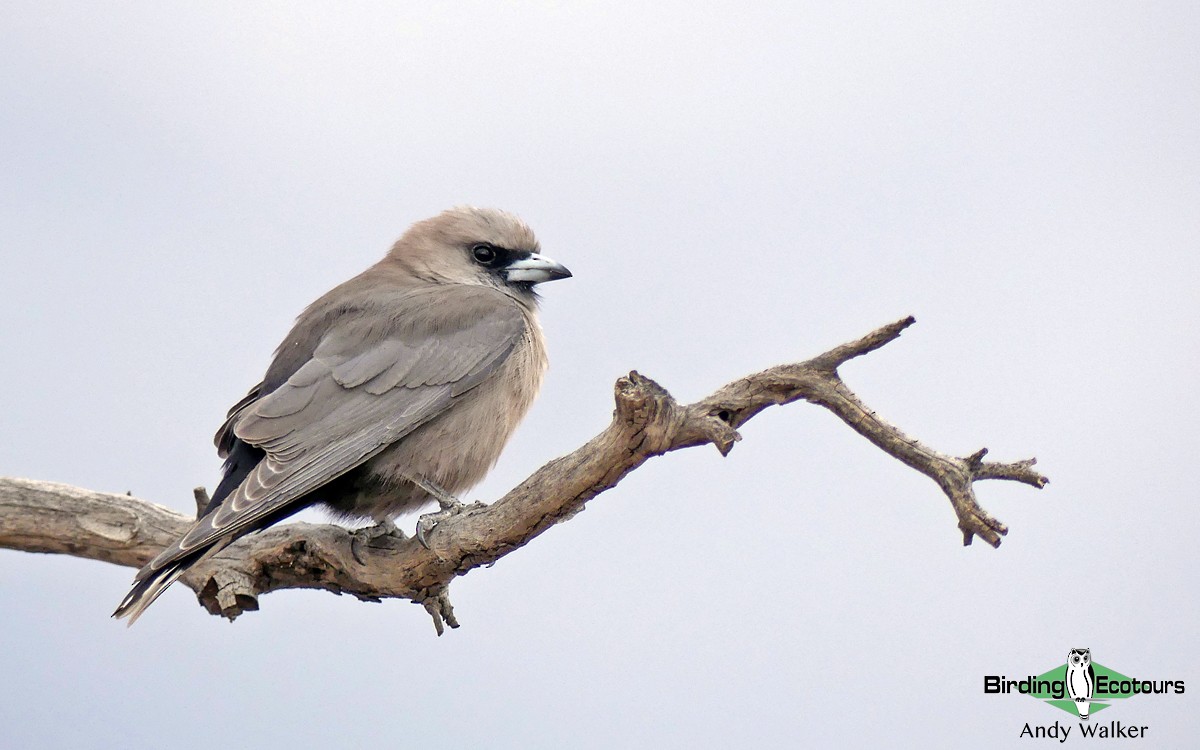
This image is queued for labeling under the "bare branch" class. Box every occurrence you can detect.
[0,317,1048,630]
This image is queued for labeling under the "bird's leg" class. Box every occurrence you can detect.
[411,476,463,512]
[349,517,405,565]
[412,476,477,550]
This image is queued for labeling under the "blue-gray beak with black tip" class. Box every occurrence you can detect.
[504,253,572,284]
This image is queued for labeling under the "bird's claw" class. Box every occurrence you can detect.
[410,475,463,550]
[416,499,485,551]
[416,509,451,550]
[350,519,404,565]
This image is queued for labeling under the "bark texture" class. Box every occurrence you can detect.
[0,317,1048,633]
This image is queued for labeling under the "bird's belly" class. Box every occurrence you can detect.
[322,347,543,521]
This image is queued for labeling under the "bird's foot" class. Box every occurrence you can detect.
[416,499,489,550]
[350,518,405,565]
[407,475,485,550]
[412,477,458,549]
[416,505,459,550]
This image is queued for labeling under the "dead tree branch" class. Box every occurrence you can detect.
[0,316,1047,631]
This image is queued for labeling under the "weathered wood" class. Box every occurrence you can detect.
[0,317,1048,632]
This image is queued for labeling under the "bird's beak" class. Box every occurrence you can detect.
[504,253,573,284]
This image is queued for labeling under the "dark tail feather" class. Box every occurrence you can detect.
[112,562,188,626]
[113,537,232,625]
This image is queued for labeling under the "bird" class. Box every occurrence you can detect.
[1066,648,1095,720]
[113,207,571,624]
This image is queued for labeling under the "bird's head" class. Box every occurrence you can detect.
[386,207,571,301]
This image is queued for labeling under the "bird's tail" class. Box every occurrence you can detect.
[112,536,234,625]
[112,561,188,626]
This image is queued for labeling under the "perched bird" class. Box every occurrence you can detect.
[113,207,571,623]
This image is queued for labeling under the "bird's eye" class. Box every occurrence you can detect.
[471,244,499,265]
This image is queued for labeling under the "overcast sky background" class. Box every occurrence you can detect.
[2,2,1197,747]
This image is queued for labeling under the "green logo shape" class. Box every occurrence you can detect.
[1028,662,1136,717]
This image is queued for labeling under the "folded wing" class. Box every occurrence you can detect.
[137,285,527,580]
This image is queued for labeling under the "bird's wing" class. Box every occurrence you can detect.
[139,286,527,578]
[214,382,262,458]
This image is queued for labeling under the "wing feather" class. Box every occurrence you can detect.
[139,286,527,577]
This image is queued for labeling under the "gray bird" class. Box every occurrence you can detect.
[113,207,571,623]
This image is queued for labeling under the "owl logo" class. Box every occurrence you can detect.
[1066,648,1095,720]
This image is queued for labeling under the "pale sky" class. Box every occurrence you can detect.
[2,2,1197,747]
